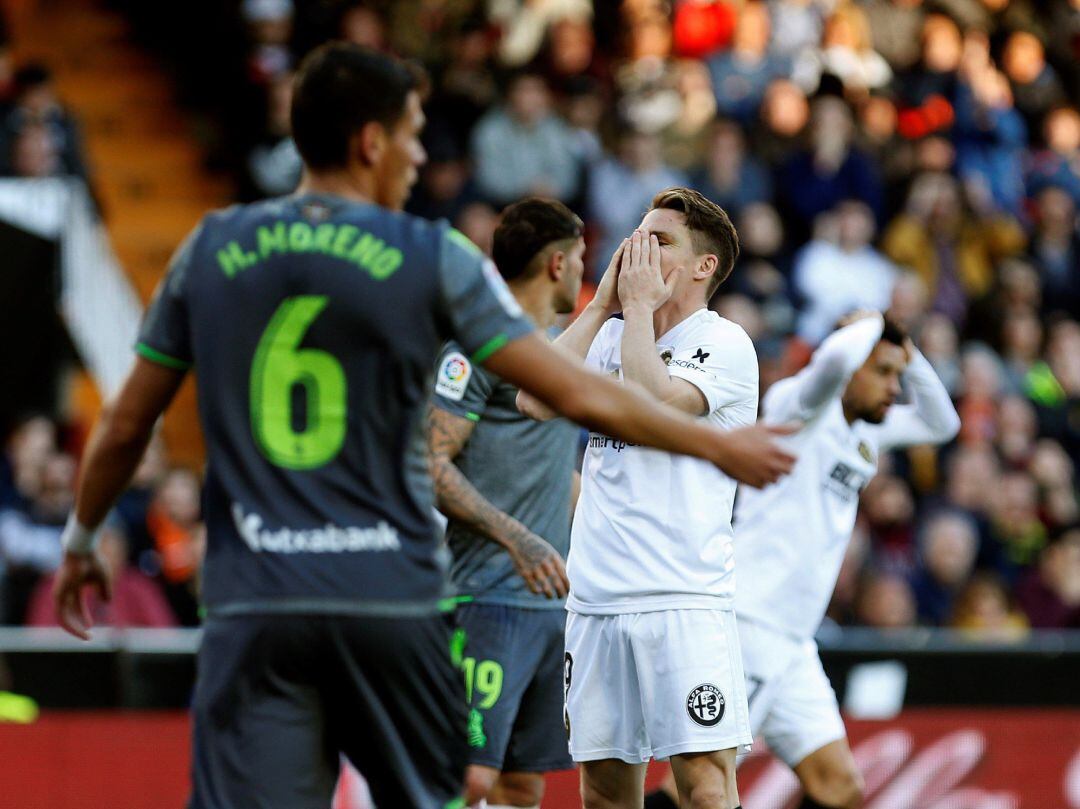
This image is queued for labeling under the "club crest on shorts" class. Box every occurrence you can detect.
[660,348,673,365]
[686,683,725,727]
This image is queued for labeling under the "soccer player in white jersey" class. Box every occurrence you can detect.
[647,311,960,809]
[521,188,767,809]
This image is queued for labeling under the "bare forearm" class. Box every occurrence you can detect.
[75,410,154,528]
[569,373,724,463]
[553,301,610,361]
[431,457,533,549]
[620,304,675,401]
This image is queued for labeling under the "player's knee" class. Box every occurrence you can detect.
[492,771,545,806]
[684,781,736,809]
[581,776,633,809]
[804,763,864,809]
[463,766,500,804]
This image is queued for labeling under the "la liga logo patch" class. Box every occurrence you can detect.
[686,683,725,727]
[435,351,472,401]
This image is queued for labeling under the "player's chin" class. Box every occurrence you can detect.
[865,405,890,424]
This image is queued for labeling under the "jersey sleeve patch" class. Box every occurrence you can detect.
[435,351,473,401]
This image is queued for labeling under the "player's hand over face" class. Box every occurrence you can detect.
[617,230,678,313]
[505,529,570,599]
[712,423,798,488]
[53,550,112,640]
[592,238,626,315]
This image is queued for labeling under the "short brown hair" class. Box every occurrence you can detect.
[650,188,739,298]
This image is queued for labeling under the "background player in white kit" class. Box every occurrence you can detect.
[648,311,960,809]
[522,188,767,809]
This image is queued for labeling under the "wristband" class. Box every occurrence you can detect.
[61,513,99,555]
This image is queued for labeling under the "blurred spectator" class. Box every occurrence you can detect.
[1026,105,1080,205]
[454,201,500,256]
[1001,30,1066,138]
[405,135,481,225]
[855,570,917,630]
[983,470,1047,583]
[27,523,177,629]
[661,60,718,170]
[1032,319,1080,465]
[689,119,772,217]
[0,415,57,511]
[911,510,980,625]
[766,0,824,61]
[1014,525,1080,628]
[0,450,72,624]
[470,72,580,207]
[729,202,796,337]
[146,468,203,625]
[882,172,1025,326]
[897,13,962,108]
[862,474,917,570]
[996,395,1038,467]
[240,69,301,200]
[792,3,892,96]
[242,0,294,86]
[919,312,963,395]
[337,1,386,50]
[0,63,90,180]
[793,200,897,342]
[587,128,686,277]
[490,0,592,68]
[778,95,883,240]
[951,572,1030,641]
[952,59,1028,217]
[1000,308,1044,395]
[561,77,606,169]
[752,78,809,167]
[1027,186,1080,318]
[888,271,930,335]
[706,1,788,126]
[424,19,500,153]
[956,344,1005,445]
[864,0,927,72]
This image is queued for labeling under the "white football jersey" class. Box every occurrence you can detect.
[567,309,759,615]
[735,317,960,639]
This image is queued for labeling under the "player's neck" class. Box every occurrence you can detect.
[296,169,379,207]
[510,279,558,330]
[653,296,705,340]
[841,399,858,425]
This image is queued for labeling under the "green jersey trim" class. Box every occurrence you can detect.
[135,342,193,371]
[471,333,509,364]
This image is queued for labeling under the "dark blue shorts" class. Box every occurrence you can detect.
[190,613,467,809]
[456,603,573,773]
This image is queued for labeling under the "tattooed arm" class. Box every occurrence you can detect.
[427,404,570,599]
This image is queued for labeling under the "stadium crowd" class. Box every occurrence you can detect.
[2,0,1080,635]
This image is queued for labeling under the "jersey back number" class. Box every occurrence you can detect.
[250,295,346,470]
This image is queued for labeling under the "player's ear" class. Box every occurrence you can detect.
[351,121,386,167]
[548,250,565,282]
[695,254,718,284]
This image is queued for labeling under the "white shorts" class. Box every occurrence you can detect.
[738,616,847,767]
[564,609,752,764]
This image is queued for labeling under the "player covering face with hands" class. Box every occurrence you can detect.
[522,188,771,809]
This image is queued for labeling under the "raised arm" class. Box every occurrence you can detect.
[767,312,885,424]
[872,347,961,450]
[486,332,796,487]
[427,402,568,599]
[518,238,627,421]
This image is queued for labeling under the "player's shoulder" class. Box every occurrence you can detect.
[690,311,757,356]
